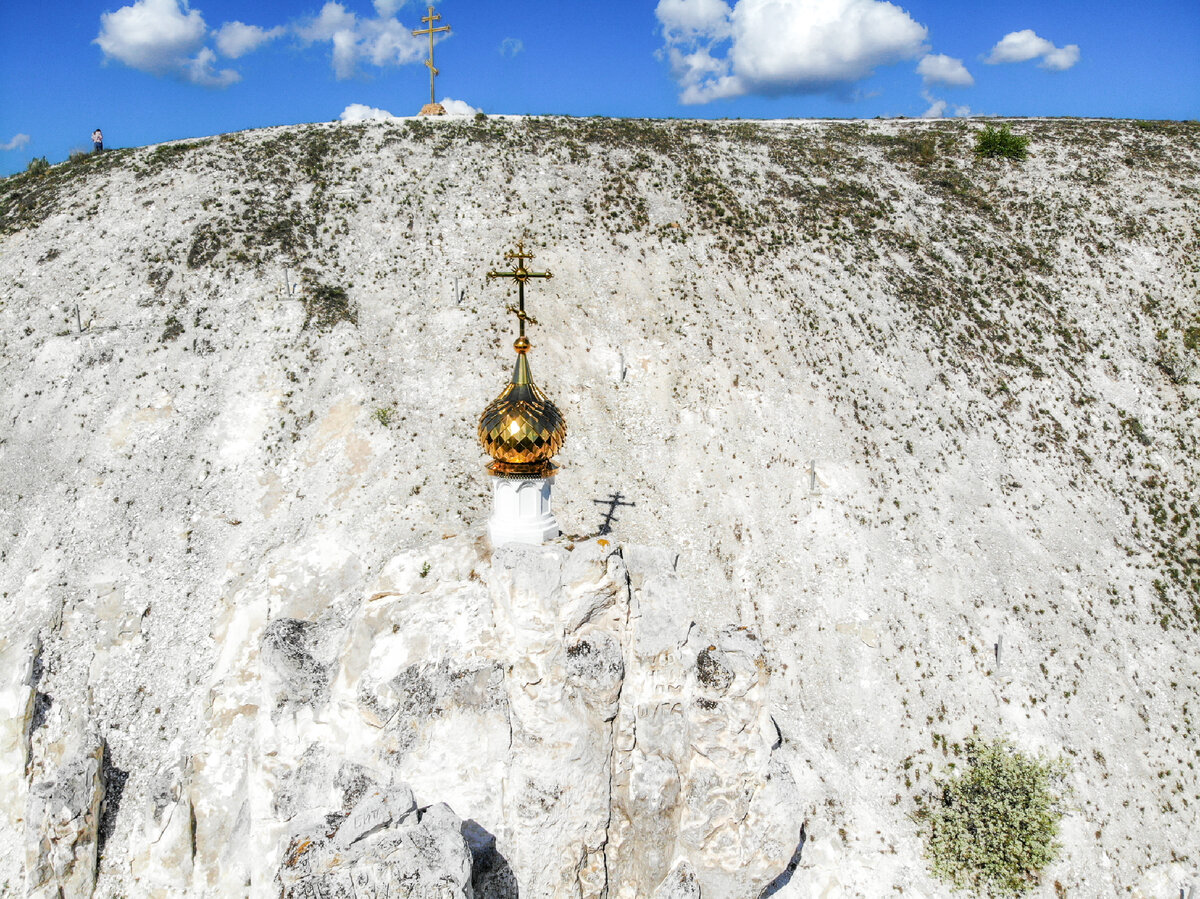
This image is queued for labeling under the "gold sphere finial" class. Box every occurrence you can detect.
[514,336,531,353]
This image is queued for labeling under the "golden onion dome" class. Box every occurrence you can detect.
[479,337,567,478]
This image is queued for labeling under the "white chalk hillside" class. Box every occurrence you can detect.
[0,116,1197,897]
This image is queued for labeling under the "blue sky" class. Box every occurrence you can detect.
[1,0,1197,176]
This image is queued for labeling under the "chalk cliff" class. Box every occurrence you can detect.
[0,116,1198,896]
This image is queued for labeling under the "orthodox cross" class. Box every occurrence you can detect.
[487,241,553,339]
[412,5,451,106]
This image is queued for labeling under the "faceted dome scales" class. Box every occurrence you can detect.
[478,341,566,477]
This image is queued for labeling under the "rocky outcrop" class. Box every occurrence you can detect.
[0,633,40,850]
[24,737,106,899]
[278,791,474,899]
[609,619,798,899]
[165,534,799,897]
[127,754,195,896]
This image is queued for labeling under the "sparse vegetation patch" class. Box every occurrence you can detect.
[186,224,221,269]
[160,315,184,343]
[301,283,356,331]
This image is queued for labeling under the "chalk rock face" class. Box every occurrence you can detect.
[608,561,798,899]
[24,737,105,899]
[0,633,40,854]
[278,795,473,899]
[170,534,799,897]
[127,753,195,895]
[2,117,1199,896]
[653,859,703,899]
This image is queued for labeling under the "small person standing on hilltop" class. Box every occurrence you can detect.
[92,129,103,153]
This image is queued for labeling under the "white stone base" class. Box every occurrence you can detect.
[487,476,560,547]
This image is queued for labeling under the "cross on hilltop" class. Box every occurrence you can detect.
[412,5,451,109]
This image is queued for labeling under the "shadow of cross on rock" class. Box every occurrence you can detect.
[592,491,635,537]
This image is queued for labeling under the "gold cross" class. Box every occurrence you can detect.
[505,243,535,270]
[412,5,451,106]
[488,241,553,339]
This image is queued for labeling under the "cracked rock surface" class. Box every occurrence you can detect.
[24,737,105,899]
[26,534,797,897]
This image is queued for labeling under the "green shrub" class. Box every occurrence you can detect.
[26,156,50,176]
[913,738,1068,896]
[1122,416,1153,446]
[975,124,1030,161]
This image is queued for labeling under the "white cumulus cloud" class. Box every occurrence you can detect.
[373,0,407,16]
[1040,44,1081,71]
[499,37,524,56]
[297,1,426,79]
[439,97,480,116]
[99,0,452,86]
[339,97,478,121]
[214,21,284,59]
[2,133,31,151]
[95,0,239,86]
[340,103,398,122]
[917,53,973,86]
[656,0,929,104]
[920,96,946,118]
[95,0,206,73]
[657,0,733,39]
[986,29,1079,70]
[297,2,357,42]
[919,90,970,119]
[362,17,426,67]
[186,46,240,86]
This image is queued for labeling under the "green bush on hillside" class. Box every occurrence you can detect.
[26,156,50,176]
[975,124,1030,161]
[913,738,1068,896]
